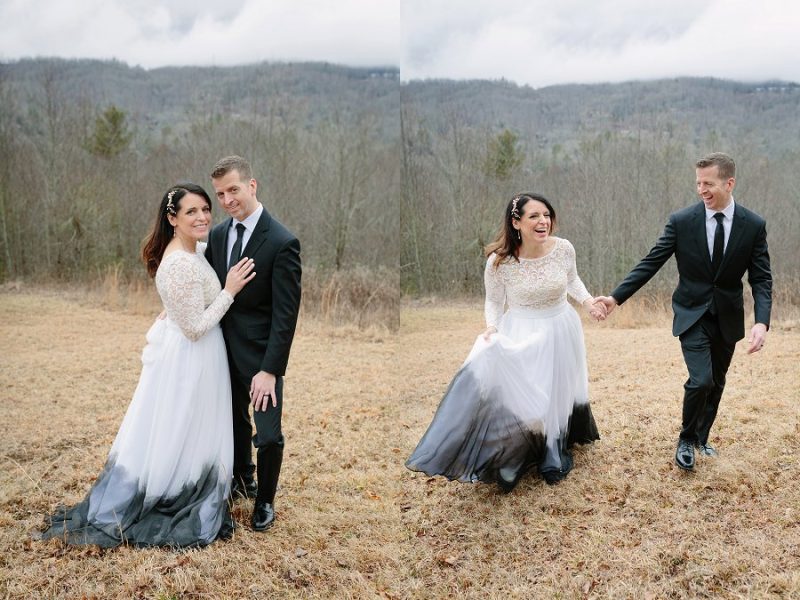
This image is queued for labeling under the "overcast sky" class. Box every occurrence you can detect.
[403,0,800,86]
[0,0,400,69]
[2,0,799,88]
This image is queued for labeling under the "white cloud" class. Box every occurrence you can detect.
[401,0,800,86]
[0,0,400,68]
[3,0,798,84]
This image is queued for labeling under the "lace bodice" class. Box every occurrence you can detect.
[484,237,592,327]
[155,244,233,342]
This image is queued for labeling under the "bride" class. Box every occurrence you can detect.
[406,192,603,490]
[41,183,254,547]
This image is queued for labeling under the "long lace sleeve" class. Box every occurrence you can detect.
[564,240,592,304]
[159,254,233,342]
[484,254,506,328]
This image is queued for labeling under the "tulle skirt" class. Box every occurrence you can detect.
[406,302,599,489]
[41,318,234,547]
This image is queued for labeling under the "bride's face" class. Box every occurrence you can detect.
[168,193,211,241]
[513,199,551,243]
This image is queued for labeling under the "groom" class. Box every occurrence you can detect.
[598,152,771,471]
[206,155,302,530]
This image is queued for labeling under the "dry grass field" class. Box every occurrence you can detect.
[1,290,799,599]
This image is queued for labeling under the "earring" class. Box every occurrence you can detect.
[517,230,521,242]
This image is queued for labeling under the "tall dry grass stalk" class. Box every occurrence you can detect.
[96,264,161,315]
[18,263,403,330]
[301,266,400,332]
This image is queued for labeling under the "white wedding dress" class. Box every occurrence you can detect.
[42,244,235,547]
[406,237,600,489]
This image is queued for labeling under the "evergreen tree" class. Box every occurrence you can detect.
[483,128,524,181]
[85,105,132,159]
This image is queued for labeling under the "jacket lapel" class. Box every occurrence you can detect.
[717,204,747,277]
[215,217,233,281]
[241,208,272,259]
[690,204,713,269]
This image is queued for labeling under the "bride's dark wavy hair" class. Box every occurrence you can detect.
[141,183,212,277]
[484,192,557,267]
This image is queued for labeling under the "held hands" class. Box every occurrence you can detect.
[584,298,608,321]
[251,370,277,411]
[594,296,618,318]
[224,257,256,296]
[747,323,767,354]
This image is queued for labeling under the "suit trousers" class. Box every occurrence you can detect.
[678,312,736,444]
[230,369,284,485]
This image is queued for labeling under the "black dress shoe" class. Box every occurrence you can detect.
[231,477,258,499]
[675,439,695,470]
[696,442,718,457]
[542,471,562,486]
[251,501,275,531]
[496,466,520,493]
[217,514,236,540]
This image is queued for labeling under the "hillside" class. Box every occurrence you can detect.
[402,77,800,154]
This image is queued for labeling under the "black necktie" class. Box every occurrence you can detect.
[711,213,725,273]
[228,223,246,270]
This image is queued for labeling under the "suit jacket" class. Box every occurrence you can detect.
[611,202,771,343]
[206,208,302,377]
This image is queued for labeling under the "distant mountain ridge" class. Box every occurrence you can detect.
[401,76,800,154]
[1,58,400,134]
[4,59,798,154]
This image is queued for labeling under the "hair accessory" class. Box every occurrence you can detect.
[166,189,178,215]
[510,196,521,220]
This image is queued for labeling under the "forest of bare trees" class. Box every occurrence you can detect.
[0,59,400,328]
[1,60,798,327]
[401,79,800,316]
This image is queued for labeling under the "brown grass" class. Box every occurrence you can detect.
[300,266,400,332]
[2,262,401,333]
[1,291,798,599]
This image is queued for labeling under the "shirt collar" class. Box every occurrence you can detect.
[705,196,735,221]
[231,203,263,231]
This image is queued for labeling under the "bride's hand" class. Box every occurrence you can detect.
[224,257,256,296]
[482,326,497,341]
[584,298,607,321]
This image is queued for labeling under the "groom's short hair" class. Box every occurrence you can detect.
[696,152,735,180]
[211,155,253,182]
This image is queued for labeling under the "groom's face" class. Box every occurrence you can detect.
[696,165,734,212]
[212,169,259,222]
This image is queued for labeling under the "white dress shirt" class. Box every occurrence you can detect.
[705,198,735,261]
[226,203,263,266]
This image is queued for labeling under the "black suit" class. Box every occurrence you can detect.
[612,201,771,444]
[206,207,301,502]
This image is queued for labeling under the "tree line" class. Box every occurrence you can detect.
[1,59,798,327]
[400,82,800,314]
[0,59,400,327]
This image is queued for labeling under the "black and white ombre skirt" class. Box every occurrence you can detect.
[41,318,233,548]
[406,302,599,490]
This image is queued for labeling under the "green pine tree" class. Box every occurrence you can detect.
[484,128,524,181]
[85,105,132,159]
